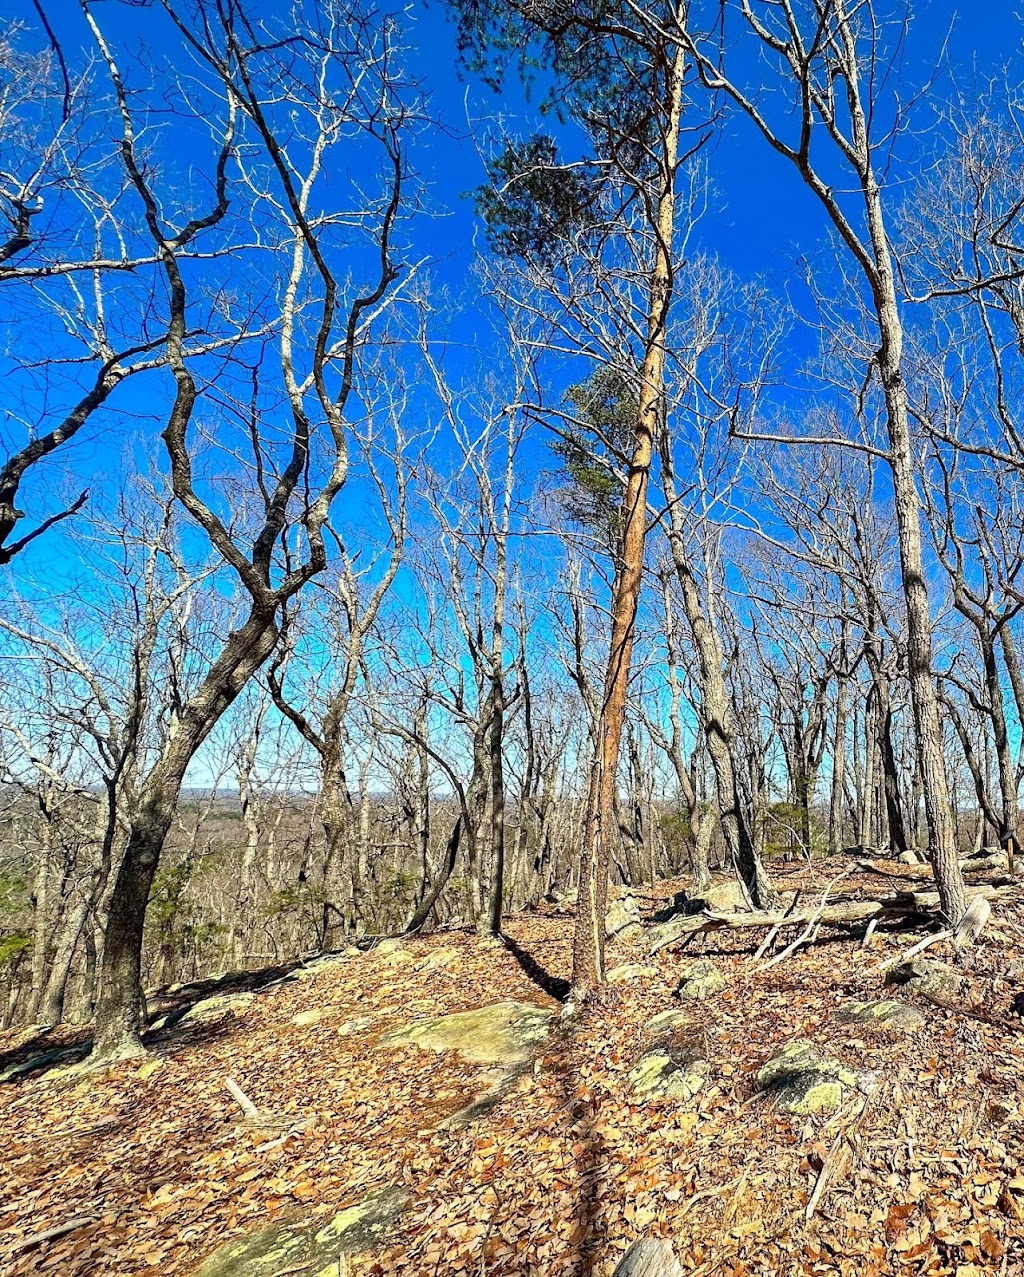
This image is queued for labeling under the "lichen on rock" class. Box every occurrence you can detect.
[194,1185,410,1277]
[674,959,725,1002]
[755,1039,861,1115]
[381,1000,553,1065]
[628,1047,708,1102]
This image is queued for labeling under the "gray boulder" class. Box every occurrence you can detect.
[884,957,962,1001]
[629,1046,708,1102]
[606,962,658,984]
[644,1008,691,1036]
[606,892,642,941]
[381,1000,553,1066]
[178,991,255,1027]
[674,959,725,1002]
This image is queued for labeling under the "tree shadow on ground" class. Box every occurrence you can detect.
[501,933,571,1002]
[1,955,313,1079]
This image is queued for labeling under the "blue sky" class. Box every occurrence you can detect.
[4,0,1021,601]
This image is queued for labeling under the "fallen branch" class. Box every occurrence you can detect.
[225,1076,263,1123]
[13,1217,97,1254]
[649,883,1016,955]
[858,851,1009,878]
[757,868,854,971]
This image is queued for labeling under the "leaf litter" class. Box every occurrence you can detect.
[1,859,1022,1276]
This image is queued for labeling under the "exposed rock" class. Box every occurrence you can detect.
[644,1008,691,1036]
[546,884,578,907]
[0,1045,85,1083]
[291,1009,325,1028]
[337,1016,373,1037]
[372,939,416,968]
[755,1039,861,1115]
[194,1185,410,1276]
[613,1238,686,1277]
[885,958,962,1001]
[179,991,255,1027]
[292,948,360,980]
[837,999,925,1033]
[674,959,725,1002]
[381,1000,554,1065]
[629,1046,708,1102]
[416,945,462,974]
[136,1057,166,1080]
[606,893,642,941]
[607,963,658,984]
[372,938,404,955]
[700,880,750,912]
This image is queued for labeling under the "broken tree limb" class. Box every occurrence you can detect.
[612,1238,685,1277]
[757,867,854,971]
[648,883,1016,955]
[953,895,992,950]
[225,1076,263,1123]
[858,851,1009,878]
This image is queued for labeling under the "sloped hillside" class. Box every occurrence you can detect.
[2,860,1023,1277]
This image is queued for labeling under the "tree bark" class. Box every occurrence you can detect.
[572,36,686,994]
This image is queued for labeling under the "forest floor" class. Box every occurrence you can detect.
[2,857,1024,1277]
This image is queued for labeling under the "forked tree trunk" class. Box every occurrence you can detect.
[571,39,686,994]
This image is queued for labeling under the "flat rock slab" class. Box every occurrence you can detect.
[195,1186,410,1276]
[415,946,463,974]
[0,1044,87,1083]
[629,1047,708,1102]
[292,1009,325,1028]
[837,999,925,1033]
[675,959,725,1002]
[381,1000,554,1065]
[756,1039,861,1115]
[154,991,255,1032]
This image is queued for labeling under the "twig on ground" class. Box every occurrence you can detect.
[13,1216,98,1254]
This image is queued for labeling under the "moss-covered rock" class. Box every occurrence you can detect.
[607,963,658,984]
[837,999,925,1033]
[194,1185,411,1276]
[644,1008,691,1036]
[381,1000,553,1065]
[755,1039,861,1115]
[628,1047,708,1102]
[291,1009,325,1028]
[884,958,962,1001]
[179,991,255,1027]
[674,959,725,1002]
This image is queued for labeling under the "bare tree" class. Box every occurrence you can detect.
[685,0,968,921]
[78,0,415,1061]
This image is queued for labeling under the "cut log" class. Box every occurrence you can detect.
[612,1238,685,1277]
